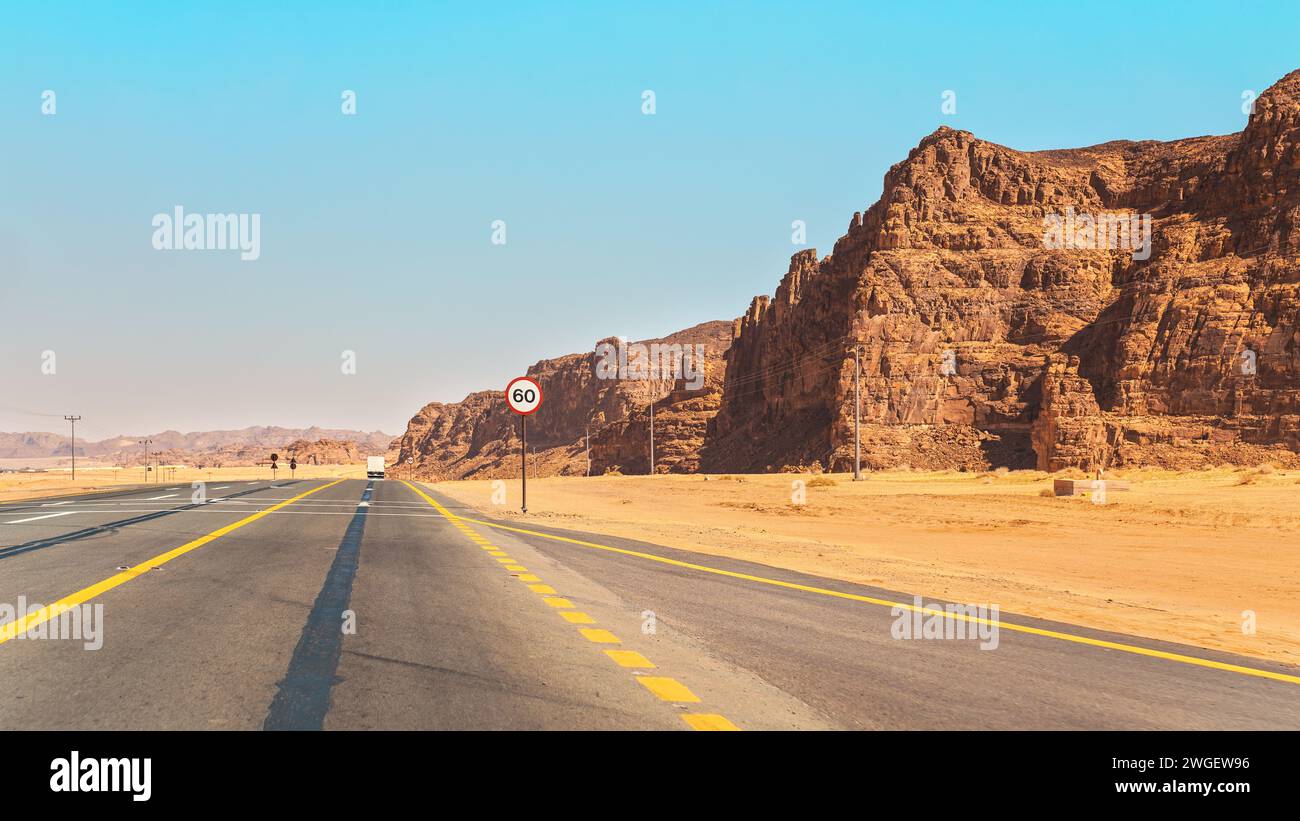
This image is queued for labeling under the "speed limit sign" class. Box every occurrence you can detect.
[505,376,543,415]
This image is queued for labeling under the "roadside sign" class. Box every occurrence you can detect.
[505,376,543,415]
[505,377,542,515]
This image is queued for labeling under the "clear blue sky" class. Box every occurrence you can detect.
[1,1,1295,438]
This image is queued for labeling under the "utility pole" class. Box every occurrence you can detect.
[64,415,82,480]
[649,399,655,475]
[139,438,152,483]
[849,346,863,481]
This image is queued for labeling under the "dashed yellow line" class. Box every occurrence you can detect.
[638,677,701,703]
[402,480,743,730]
[0,480,345,646]
[606,650,656,668]
[681,714,740,731]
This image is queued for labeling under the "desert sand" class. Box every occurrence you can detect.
[433,467,1300,666]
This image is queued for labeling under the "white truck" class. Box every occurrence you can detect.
[366,456,385,479]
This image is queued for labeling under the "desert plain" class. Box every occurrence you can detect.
[433,467,1300,666]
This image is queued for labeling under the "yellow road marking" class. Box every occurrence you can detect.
[506,565,528,572]
[0,480,345,646]
[638,677,700,702]
[402,482,740,730]
[682,714,740,731]
[495,557,516,564]
[517,574,542,582]
[606,650,656,668]
[528,584,558,595]
[449,511,1300,686]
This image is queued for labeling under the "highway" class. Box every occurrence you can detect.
[0,478,1296,730]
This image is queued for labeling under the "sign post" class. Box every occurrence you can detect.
[270,452,279,481]
[505,376,543,513]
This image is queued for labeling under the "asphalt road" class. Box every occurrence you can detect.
[0,478,1296,730]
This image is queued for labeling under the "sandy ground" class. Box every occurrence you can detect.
[433,467,1300,666]
[0,463,370,502]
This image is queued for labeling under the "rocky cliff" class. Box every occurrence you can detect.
[708,68,1300,472]
[396,322,733,479]
[400,69,1300,475]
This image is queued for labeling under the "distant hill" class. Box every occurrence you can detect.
[0,426,394,464]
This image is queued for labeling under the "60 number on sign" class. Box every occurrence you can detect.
[506,377,542,415]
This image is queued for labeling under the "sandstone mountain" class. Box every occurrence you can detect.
[396,322,733,479]
[709,68,1300,473]
[400,69,1300,475]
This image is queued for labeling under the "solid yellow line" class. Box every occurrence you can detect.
[440,508,1300,686]
[682,714,740,731]
[0,480,345,646]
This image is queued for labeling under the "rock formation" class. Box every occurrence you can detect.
[399,69,1300,475]
[709,68,1300,472]
[396,322,733,479]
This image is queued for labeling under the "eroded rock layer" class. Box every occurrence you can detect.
[709,69,1300,472]
[400,70,1300,475]
[396,322,733,479]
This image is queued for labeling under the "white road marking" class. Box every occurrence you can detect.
[5,511,77,524]
[147,494,179,500]
[40,501,72,507]
[213,486,230,490]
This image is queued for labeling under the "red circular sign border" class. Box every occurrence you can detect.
[505,376,543,416]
